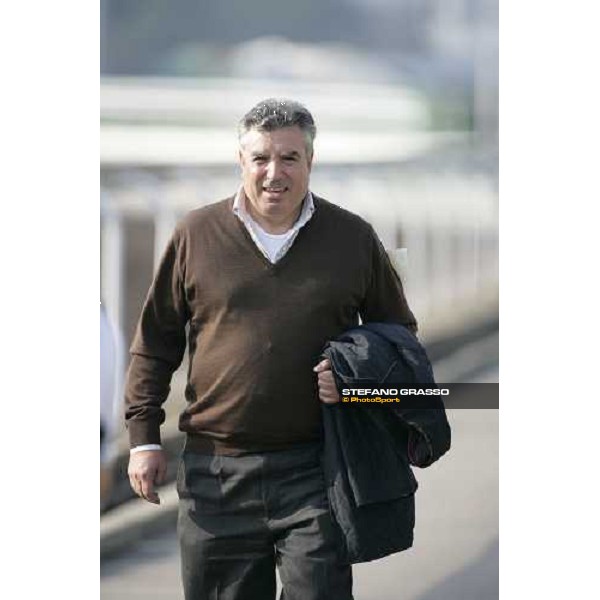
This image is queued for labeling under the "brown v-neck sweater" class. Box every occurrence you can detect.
[124,195,417,454]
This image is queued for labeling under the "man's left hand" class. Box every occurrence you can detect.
[313,358,341,404]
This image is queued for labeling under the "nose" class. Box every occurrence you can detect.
[266,159,283,180]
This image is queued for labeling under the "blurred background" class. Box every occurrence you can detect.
[100,1,498,599]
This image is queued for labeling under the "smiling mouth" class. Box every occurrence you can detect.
[262,186,288,193]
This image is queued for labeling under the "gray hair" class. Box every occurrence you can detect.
[238,98,317,158]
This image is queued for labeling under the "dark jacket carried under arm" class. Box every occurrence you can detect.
[321,322,451,564]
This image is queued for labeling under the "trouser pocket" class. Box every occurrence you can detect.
[176,452,223,514]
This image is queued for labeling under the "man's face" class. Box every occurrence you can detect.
[238,126,313,232]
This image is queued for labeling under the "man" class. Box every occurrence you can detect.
[125,98,417,600]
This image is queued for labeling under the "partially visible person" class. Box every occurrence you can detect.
[100,303,123,507]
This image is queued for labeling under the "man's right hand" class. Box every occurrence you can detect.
[127,449,167,504]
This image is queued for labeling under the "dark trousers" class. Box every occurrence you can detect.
[176,442,353,600]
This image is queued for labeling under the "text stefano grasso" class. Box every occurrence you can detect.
[341,388,449,396]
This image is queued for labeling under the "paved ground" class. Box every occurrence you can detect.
[101,366,498,600]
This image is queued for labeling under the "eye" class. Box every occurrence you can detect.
[252,155,267,163]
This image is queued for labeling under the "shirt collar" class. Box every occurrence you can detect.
[233,186,315,233]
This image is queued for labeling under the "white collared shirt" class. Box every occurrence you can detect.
[232,187,315,263]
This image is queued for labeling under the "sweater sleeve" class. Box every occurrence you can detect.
[124,226,190,447]
[359,225,418,333]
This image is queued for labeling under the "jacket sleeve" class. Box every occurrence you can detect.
[396,403,451,468]
[124,225,190,447]
[359,225,418,334]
